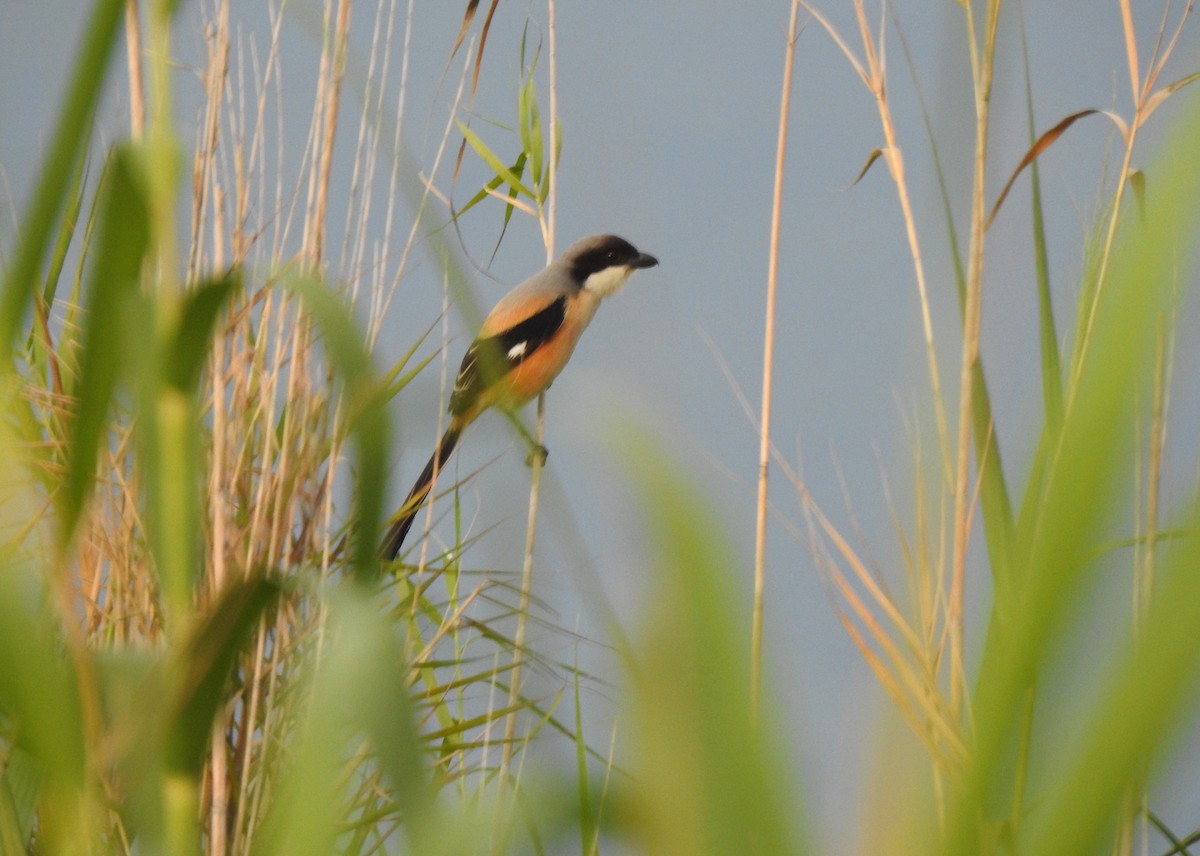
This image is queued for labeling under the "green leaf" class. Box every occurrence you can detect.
[454,153,527,222]
[284,273,390,584]
[164,269,242,392]
[255,584,430,856]
[622,436,806,856]
[1022,513,1200,854]
[519,71,544,188]
[457,122,536,200]
[0,0,126,361]
[0,565,86,795]
[166,574,283,776]
[947,97,1200,856]
[0,746,38,854]
[61,144,152,548]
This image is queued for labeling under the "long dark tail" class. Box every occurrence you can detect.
[381,423,463,560]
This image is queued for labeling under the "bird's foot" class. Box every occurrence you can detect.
[525,444,549,467]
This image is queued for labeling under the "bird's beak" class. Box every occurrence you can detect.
[632,252,659,269]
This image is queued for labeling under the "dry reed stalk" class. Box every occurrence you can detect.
[495,392,545,837]
[1069,1,1192,418]
[182,0,360,842]
[751,0,802,718]
[40,0,601,844]
[199,13,232,851]
[799,0,969,788]
[947,0,1000,722]
[124,0,145,139]
[497,0,562,814]
[808,1,953,477]
[545,0,558,254]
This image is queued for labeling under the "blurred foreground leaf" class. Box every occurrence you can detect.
[285,273,390,583]
[0,0,125,359]
[947,94,1200,856]
[622,438,806,855]
[255,583,430,856]
[62,145,150,547]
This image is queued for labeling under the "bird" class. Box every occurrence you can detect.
[381,234,659,560]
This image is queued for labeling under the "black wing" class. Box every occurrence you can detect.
[449,295,567,415]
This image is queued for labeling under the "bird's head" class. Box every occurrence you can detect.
[565,234,658,298]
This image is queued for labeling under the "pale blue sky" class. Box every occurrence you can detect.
[3,1,1200,850]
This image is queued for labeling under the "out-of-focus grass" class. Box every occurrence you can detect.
[802,2,1200,853]
[621,438,806,855]
[4,1,1200,854]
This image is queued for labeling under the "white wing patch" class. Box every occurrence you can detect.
[507,341,528,361]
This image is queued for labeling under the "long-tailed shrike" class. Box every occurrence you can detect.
[381,234,658,560]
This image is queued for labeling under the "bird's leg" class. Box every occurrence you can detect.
[512,418,549,467]
[497,404,549,467]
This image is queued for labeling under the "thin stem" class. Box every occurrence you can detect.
[500,394,546,764]
[308,0,351,267]
[546,0,558,259]
[852,0,951,482]
[753,0,801,717]
[497,0,560,826]
[949,0,1000,720]
[125,0,145,139]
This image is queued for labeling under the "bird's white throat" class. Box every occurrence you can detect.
[582,265,634,298]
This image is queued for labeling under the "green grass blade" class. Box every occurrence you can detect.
[457,122,536,200]
[895,20,1016,592]
[0,742,40,852]
[453,152,527,222]
[39,149,89,312]
[167,574,283,777]
[1021,511,1200,855]
[0,566,87,840]
[255,584,430,856]
[621,436,806,856]
[947,99,1200,856]
[284,273,390,583]
[519,72,544,189]
[0,0,125,360]
[1019,20,1063,431]
[572,666,595,856]
[164,269,242,393]
[61,145,151,548]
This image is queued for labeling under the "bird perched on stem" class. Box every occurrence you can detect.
[381,234,659,560]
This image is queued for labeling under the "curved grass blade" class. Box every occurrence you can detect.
[842,147,884,191]
[0,0,125,361]
[451,0,481,58]
[622,435,806,855]
[166,573,283,777]
[255,584,430,856]
[164,268,242,393]
[946,99,1200,856]
[284,273,390,584]
[987,109,1099,230]
[61,145,151,547]
[457,122,536,200]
